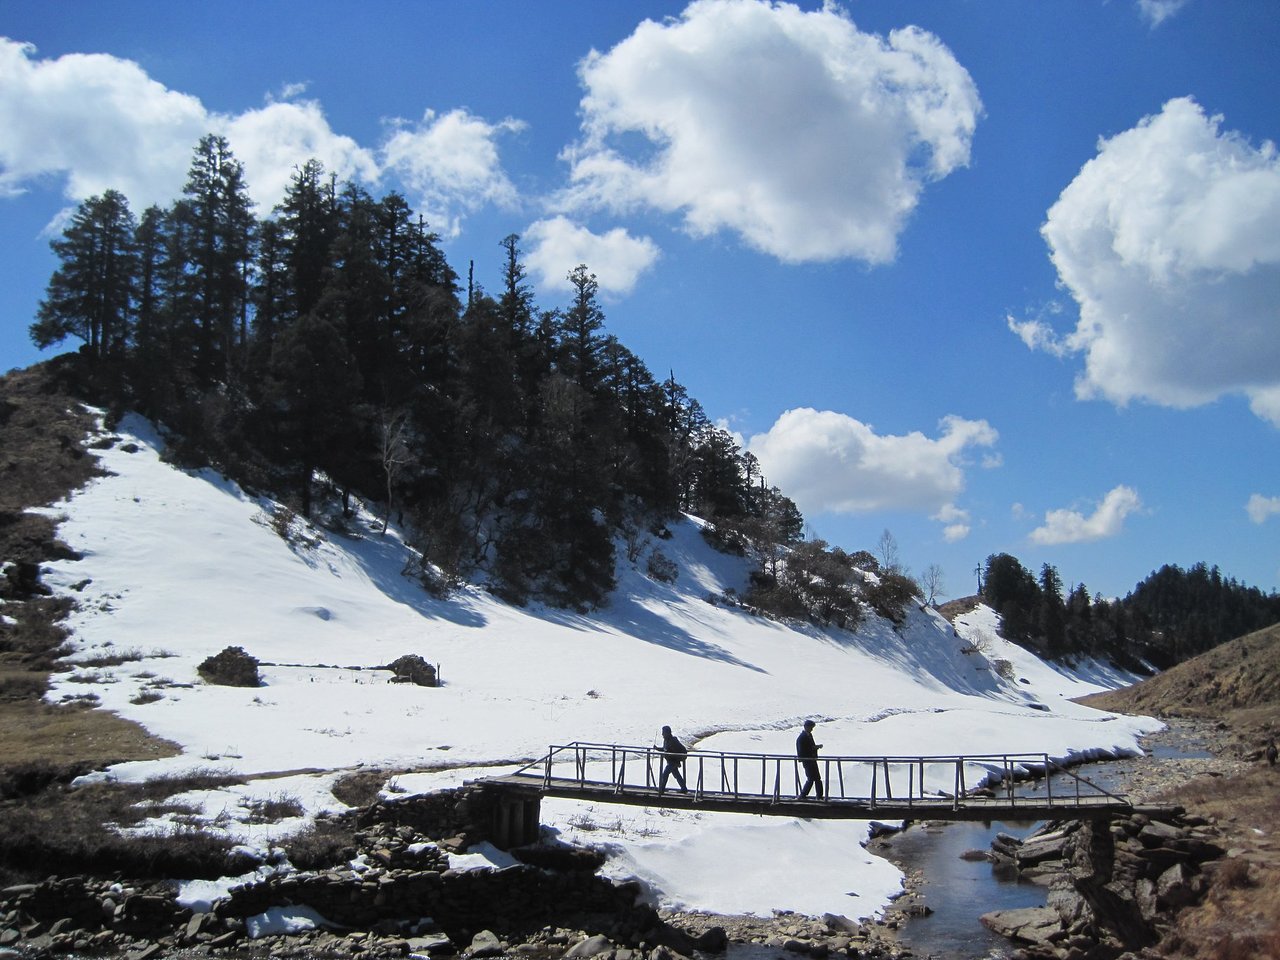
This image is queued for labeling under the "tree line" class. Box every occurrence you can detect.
[31,134,815,610]
[981,553,1280,669]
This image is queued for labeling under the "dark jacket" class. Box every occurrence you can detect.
[796,730,819,759]
[663,732,687,761]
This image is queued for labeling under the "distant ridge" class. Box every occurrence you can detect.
[1078,623,1280,720]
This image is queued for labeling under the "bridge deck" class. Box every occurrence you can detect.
[484,742,1169,823]
[486,773,1140,821]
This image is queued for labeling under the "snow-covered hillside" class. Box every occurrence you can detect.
[36,411,1160,921]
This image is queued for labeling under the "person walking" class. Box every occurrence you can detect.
[797,719,824,798]
[658,725,688,795]
[1266,736,1277,768]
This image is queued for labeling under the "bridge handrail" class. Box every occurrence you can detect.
[510,741,1130,809]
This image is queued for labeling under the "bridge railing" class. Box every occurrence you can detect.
[510,741,1128,811]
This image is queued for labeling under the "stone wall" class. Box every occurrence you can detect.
[982,808,1226,960]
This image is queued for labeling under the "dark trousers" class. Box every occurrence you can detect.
[659,759,687,793]
[800,759,823,798]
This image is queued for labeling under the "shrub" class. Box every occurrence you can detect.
[1216,857,1254,889]
[197,646,261,687]
[646,549,678,584]
[863,572,920,624]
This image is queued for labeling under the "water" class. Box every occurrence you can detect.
[878,818,1045,960]
[884,726,1213,960]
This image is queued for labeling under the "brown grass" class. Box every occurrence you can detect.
[0,771,248,884]
[1,360,180,789]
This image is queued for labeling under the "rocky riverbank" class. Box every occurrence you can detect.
[872,719,1251,960]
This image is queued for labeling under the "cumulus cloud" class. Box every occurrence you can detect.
[524,215,660,296]
[932,503,972,542]
[1246,494,1280,524]
[1022,97,1280,427]
[224,100,377,209]
[1029,486,1143,545]
[559,0,981,263]
[381,108,526,237]
[0,39,208,208]
[745,410,998,523]
[0,38,516,224]
[1136,0,1191,27]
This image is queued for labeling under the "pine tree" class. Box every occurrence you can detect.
[31,190,138,362]
[176,134,256,385]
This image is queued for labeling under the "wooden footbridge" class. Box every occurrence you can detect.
[478,741,1164,846]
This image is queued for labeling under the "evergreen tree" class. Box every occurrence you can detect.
[176,134,255,385]
[32,190,138,363]
[1037,563,1067,655]
[264,310,362,518]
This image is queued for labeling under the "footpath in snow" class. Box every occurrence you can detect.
[36,411,1160,921]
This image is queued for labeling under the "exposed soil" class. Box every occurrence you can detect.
[0,360,180,794]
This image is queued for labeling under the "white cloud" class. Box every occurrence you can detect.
[1029,486,1143,545]
[1025,97,1280,427]
[380,108,526,238]
[0,38,516,226]
[524,215,660,296]
[932,503,971,542]
[746,409,998,519]
[1136,0,1191,27]
[224,100,378,210]
[1246,493,1280,524]
[559,0,981,264]
[0,39,208,208]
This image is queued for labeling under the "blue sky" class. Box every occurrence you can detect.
[2,0,1277,602]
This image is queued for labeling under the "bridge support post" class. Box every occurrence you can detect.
[489,789,542,850]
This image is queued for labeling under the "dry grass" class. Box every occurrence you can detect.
[1084,634,1280,959]
[0,700,179,778]
[0,770,250,884]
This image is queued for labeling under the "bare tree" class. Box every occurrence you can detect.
[875,528,902,575]
[921,563,946,607]
[378,410,411,534]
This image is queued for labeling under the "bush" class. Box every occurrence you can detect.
[197,646,261,687]
[646,549,678,584]
[863,572,920,624]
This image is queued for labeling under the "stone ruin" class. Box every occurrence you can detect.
[196,645,261,687]
[385,653,439,686]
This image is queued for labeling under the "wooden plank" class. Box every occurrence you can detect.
[480,774,1151,822]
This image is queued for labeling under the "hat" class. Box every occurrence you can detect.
[803,720,816,729]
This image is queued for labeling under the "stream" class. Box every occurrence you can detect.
[881,726,1214,959]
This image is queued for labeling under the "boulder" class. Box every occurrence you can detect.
[563,933,613,958]
[980,906,1063,948]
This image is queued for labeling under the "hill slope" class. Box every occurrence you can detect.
[1079,623,1280,748]
[4,368,1157,921]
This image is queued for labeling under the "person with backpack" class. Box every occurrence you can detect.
[658,725,688,795]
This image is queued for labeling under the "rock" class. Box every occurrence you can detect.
[1156,863,1197,910]
[183,912,210,941]
[0,929,20,946]
[1137,821,1183,846]
[407,933,454,955]
[822,913,860,935]
[470,930,504,958]
[980,907,1063,947]
[564,933,614,958]
[694,926,728,951]
[127,944,165,960]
